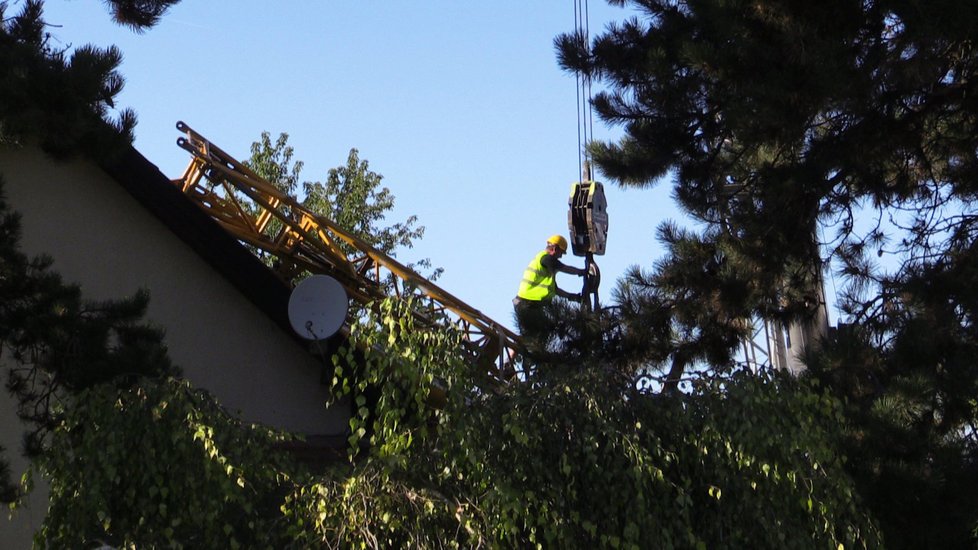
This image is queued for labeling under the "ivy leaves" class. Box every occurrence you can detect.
[35,379,295,549]
[23,294,882,548]
[296,299,882,548]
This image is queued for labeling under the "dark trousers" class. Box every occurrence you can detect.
[513,297,551,353]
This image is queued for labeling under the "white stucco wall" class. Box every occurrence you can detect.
[0,146,349,546]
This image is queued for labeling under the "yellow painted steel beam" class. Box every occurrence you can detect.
[173,122,522,382]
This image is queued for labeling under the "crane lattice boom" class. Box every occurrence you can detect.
[172,121,520,383]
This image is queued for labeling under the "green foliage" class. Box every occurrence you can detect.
[555,0,978,342]
[8,286,880,548]
[0,179,177,504]
[102,0,182,31]
[34,378,297,549]
[669,370,879,549]
[558,2,978,545]
[327,298,468,460]
[453,368,879,549]
[246,132,439,279]
[0,2,904,545]
[304,148,425,261]
[1,0,182,504]
[285,299,880,548]
[0,0,130,159]
[0,187,176,428]
[807,265,978,548]
[248,131,303,197]
[0,0,182,158]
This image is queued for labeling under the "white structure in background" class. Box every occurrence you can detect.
[738,273,831,374]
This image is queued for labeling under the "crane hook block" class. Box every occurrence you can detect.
[567,180,608,256]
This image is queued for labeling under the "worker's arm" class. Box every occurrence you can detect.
[557,261,586,277]
[541,254,586,277]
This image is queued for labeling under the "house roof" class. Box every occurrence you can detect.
[97,145,351,459]
[99,145,300,342]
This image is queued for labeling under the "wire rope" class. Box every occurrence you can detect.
[574,0,594,181]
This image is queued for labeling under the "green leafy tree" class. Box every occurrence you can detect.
[305,148,424,260]
[281,299,881,548]
[35,378,297,549]
[12,287,881,548]
[247,131,440,279]
[557,1,978,546]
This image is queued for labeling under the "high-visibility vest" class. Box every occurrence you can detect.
[517,250,555,301]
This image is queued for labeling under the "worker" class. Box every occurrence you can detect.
[513,235,587,341]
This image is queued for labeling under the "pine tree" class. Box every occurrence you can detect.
[557,1,978,545]
[0,180,177,502]
[0,0,182,503]
[0,0,181,158]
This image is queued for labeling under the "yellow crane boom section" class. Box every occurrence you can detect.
[172,121,520,382]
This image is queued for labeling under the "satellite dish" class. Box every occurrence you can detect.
[287,275,348,340]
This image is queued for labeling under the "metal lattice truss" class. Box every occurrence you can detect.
[172,122,520,383]
[737,316,790,372]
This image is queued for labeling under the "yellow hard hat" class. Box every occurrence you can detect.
[547,234,568,252]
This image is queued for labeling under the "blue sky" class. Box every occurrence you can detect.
[39,1,677,332]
